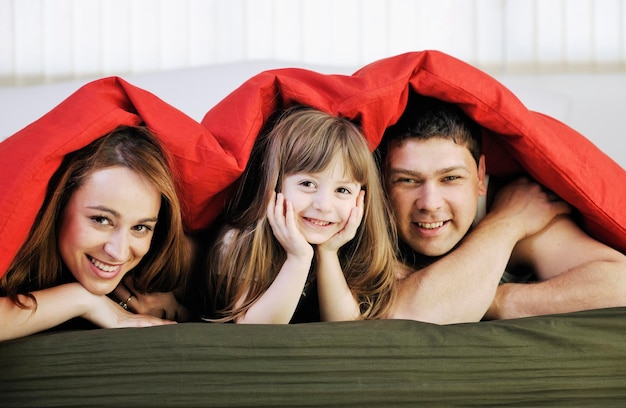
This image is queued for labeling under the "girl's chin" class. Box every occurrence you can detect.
[304,235,335,245]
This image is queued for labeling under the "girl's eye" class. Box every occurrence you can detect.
[300,180,316,188]
[336,187,351,194]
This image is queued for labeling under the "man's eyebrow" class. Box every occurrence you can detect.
[388,166,470,177]
[437,165,471,175]
[388,167,421,177]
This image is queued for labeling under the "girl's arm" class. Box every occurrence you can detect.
[0,282,175,342]
[235,193,313,324]
[316,191,364,321]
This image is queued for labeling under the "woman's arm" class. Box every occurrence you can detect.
[0,282,175,342]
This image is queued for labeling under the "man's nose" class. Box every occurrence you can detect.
[416,182,443,211]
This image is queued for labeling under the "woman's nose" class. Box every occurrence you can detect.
[103,230,130,262]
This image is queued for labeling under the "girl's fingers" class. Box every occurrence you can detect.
[347,190,365,230]
[356,190,365,221]
[284,200,296,230]
[266,191,277,223]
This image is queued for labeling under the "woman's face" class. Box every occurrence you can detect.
[58,166,161,295]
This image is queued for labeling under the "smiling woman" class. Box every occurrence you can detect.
[0,125,191,342]
[58,166,161,295]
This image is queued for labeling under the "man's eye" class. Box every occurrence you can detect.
[396,178,416,184]
[443,175,461,182]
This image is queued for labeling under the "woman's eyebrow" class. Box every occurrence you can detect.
[87,205,158,223]
[87,205,119,217]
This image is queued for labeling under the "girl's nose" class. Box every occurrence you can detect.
[312,191,333,212]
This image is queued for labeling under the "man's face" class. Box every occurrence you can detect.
[385,138,486,257]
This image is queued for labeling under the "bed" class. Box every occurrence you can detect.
[1,51,625,406]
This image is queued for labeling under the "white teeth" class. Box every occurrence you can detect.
[306,218,331,226]
[417,221,444,229]
[89,256,118,273]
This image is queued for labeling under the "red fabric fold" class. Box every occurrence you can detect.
[1,50,624,277]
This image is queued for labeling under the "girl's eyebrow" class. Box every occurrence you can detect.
[87,205,158,224]
[338,179,360,186]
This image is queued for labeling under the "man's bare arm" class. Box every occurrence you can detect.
[486,215,626,319]
[387,178,571,324]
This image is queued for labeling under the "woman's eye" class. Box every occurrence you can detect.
[91,216,111,225]
[133,225,154,235]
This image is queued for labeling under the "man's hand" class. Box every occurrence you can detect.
[487,177,571,240]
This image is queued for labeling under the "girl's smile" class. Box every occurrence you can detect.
[281,158,361,245]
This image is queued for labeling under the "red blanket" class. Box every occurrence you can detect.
[1,51,624,276]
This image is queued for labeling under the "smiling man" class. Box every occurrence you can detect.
[379,94,626,324]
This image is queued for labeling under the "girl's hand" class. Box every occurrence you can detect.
[319,190,365,253]
[266,192,313,261]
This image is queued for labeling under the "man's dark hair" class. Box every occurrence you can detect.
[380,93,483,165]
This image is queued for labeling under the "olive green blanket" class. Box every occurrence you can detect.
[2,308,626,407]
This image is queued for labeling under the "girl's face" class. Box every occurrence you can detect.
[280,157,361,245]
[58,166,161,295]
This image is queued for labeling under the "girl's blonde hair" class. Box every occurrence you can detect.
[207,106,397,321]
[1,125,191,308]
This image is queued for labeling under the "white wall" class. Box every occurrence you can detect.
[1,0,626,85]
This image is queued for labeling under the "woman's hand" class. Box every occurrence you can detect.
[112,275,190,321]
[84,290,178,329]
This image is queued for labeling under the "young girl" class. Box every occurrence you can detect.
[0,125,191,341]
[205,106,398,323]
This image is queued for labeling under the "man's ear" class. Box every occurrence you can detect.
[477,154,487,196]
